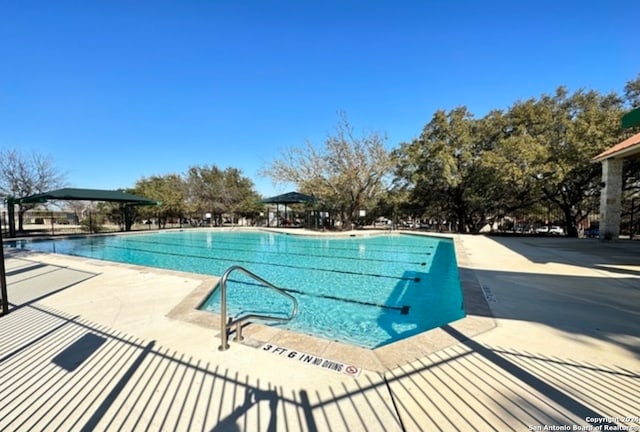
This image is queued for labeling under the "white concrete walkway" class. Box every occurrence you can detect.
[0,233,638,431]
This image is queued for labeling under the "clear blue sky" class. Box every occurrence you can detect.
[1,0,638,197]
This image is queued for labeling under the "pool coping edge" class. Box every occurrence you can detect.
[166,231,497,373]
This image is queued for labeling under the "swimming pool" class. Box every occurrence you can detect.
[11,230,465,348]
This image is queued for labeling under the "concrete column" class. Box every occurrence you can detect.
[599,158,623,240]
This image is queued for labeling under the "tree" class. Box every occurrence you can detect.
[133,174,186,228]
[393,86,626,236]
[220,168,263,222]
[263,113,393,229]
[186,165,225,224]
[500,87,624,236]
[0,149,66,232]
[624,73,640,109]
[394,107,504,233]
[185,165,260,225]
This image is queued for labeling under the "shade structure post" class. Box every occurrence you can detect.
[7,197,16,238]
[259,191,317,229]
[0,215,8,316]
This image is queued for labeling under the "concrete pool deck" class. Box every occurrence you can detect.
[1,231,638,431]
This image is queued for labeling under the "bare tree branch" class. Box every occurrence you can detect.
[0,148,66,231]
[261,114,393,228]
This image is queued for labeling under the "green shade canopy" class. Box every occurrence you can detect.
[16,188,158,205]
[622,107,640,129]
[260,191,316,205]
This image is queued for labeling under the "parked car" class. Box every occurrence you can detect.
[584,228,599,238]
[548,226,564,235]
[536,225,564,235]
[515,225,532,233]
[535,226,549,234]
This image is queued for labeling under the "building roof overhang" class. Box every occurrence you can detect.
[592,131,640,162]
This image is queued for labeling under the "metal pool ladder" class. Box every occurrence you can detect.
[217,265,298,351]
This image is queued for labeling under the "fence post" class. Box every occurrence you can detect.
[631,198,636,240]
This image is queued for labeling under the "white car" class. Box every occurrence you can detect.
[549,226,564,235]
[536,225,564,235]
[535,226,549,234]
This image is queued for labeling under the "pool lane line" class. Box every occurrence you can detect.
[223,278,411,315]
[103,244,424,283]
[123,237,431,262]
[273,288,411,315]
[120,237,431,267]
[144,232,435,255]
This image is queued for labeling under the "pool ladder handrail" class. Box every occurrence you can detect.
[218,265,298,351]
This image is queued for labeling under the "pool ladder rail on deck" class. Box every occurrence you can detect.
[217,265,299,351]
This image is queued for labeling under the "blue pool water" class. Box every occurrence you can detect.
[12,230,465,348]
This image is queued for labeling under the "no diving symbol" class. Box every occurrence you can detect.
[345,365,359,376]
